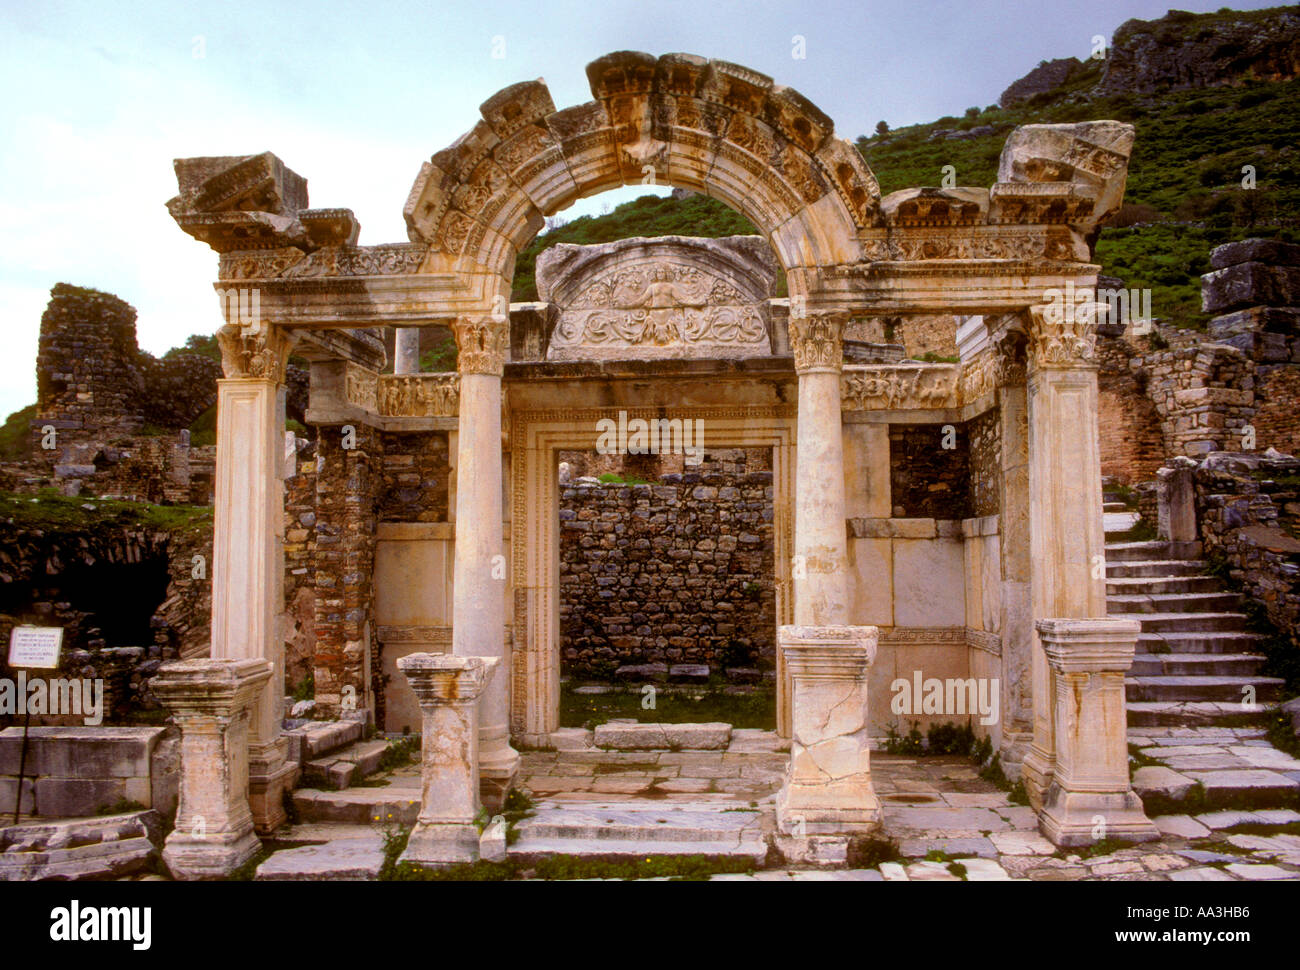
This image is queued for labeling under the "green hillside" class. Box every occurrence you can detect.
[513,17,1300,329]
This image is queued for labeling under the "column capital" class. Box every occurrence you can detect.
[397,653,498,703]
[1036,617,1141,673]
[1027,301,1101,371]
[453,314,509,375]
[151,657,273,716]
[216,321,296,382]
[993,331,1029,387]
[789,310,848,374]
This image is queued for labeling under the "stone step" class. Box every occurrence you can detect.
[284,718,367,766]
[1130,653,1269,678]
[303,738,391,790]
[256,828,387,881]
[1133,612,1251,634]
[1106,575,1223,595]
[509,806,766,862]
[592,721,731,751]
[1139,631,1263,654]
[1105,541,1181,562]
[1125,701,1278,728]
[1102,501,1130,513]
[1126,675,1286,704]
[1107,559,1208,578]
[1108,591,1243,614]
[292,780,422,826]
[1185,770,1300,809]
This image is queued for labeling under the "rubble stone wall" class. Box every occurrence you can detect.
[559,451,775,678]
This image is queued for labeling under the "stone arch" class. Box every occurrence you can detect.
[402,51,880,305]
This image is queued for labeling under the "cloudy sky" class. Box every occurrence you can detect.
[0,0,1277,416]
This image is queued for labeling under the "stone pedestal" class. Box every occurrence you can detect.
[151,658,271,880]
[451,315,518,810]
[1036,618,1158,846]
[397,653,498,868]
[1157,462,1200,558]
[776,625,881,835]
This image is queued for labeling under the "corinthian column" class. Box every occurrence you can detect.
[1019,299,1110,812]
[211,319,297,833]
[450,313,517,810]
[788,310,851,625]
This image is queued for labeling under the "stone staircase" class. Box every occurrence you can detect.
[1105,538,1284,728]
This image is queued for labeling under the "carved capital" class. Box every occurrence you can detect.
[1027,302,1100,370]
[452,314,509,375]
[215,322,296,381]
[993,332,1028,387]
[789,310,847,373]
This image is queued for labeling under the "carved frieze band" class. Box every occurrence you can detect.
[344,364,460,417]
[789,310,847,373]
[842,364,959,411]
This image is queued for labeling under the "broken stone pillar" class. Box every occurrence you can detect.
[450,314,517,810]
[1036,618,1158,846]
[1157,461,1199,557]
[394,327,421,374]
[776,625,881,835]
[1020,301,1109,813]
[397,653,498,868]
[151,658,271,880]
[211,322,298,833]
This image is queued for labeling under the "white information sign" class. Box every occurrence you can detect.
[7,626,63,669]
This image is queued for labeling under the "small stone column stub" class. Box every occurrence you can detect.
[151,658,272,880]
[212,321,298,832]
[397,653,498,868]
[776,625,881,835]
[450,313,518,811]
[1019,300,1109,813]
[1036,618,1158,846]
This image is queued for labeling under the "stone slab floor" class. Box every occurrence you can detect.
[516,732,1300,882]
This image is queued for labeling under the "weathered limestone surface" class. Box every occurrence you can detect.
[1036,618,1158,846]
[777,625,880,835]
[398,653,497,868]
[151,658,271,880]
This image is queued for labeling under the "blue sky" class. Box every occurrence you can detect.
[0,0,1280,415]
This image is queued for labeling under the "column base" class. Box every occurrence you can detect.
[1038,787,1159,847]
[479,747,519,813]
[1021,746,1053,813]
[162,828,262,881]
[399,822,482,869]
[777,781,881,835]
[997,731,1033,782]
[249,760,298,835]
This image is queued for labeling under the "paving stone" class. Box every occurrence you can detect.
[940,793,1010,808]
[1175,849,1247,865]
[905,860,962,881]
[1194,810,1266,829]
[899,837,998,859]
[989,831,1056,856]
[255,834,386,881]
[885,806,1012,835]
[994,806,1039,829]
[958,858,1012,881]
[1167,867,1236,881]
[1027,866,1088,881]
[1224,863,1298,880]
[1139,854,1188,871]
[878,862,909,881]
[1228,745,1300,770]
[1153,814,1210,839]
[1091,860,1144,875]
[1131,766,1195,799]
